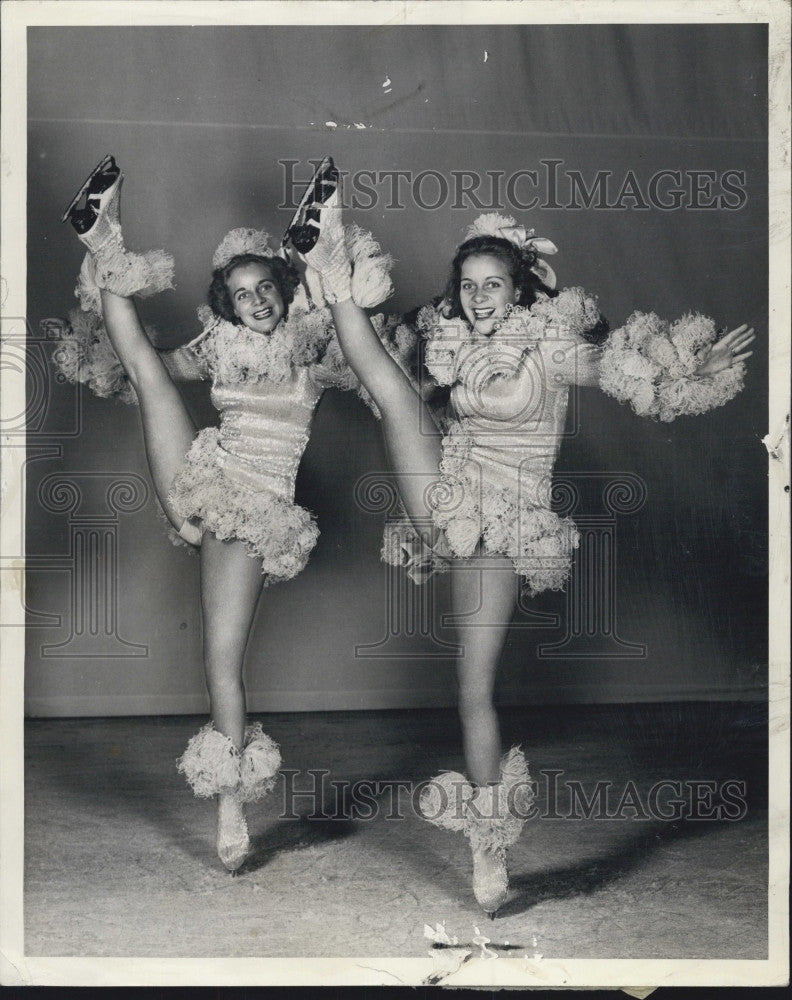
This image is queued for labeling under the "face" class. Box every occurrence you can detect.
[459,254,519,336]
[228,262,285,335]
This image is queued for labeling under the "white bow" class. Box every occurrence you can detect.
[499,225,558,290]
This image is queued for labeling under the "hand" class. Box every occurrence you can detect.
[696,324,755,375]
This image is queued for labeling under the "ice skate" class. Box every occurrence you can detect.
[62,154,124,252]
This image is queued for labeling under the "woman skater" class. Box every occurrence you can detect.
[53,155,394,873]
[285,160,755,916]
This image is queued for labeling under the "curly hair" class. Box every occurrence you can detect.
[442,235,609,345]
[207,253,301,325]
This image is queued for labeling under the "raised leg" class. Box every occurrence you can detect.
[330,298,444,535]
[451,554,517,785]
[100,288,196,529]
[295,177,444,536]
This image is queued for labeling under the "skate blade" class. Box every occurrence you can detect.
[281,155,337,248]
[61,154,118,223]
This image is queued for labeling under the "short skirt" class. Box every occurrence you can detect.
[168,428,319,586]
[381,430,579,597]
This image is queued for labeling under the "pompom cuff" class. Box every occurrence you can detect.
[177,724,243,798]
[46,309,138,405]
[653,365,745,422]
[600,311,745,422]
[238,723,282,803]
[76,244,175,315]
[419,748,534,848]
[419,771,474,831]
[346,224,394,308]
[177,722,281,801]
[306,224,393,308]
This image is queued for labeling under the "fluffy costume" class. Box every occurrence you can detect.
[50,222,400,576]
[383,213,747,594]
[167,415,321,586]
[383,291,602,596]
[177,721,281,803]
[162,295,341,583]
[419,748,534,914]
[599,310,746,421]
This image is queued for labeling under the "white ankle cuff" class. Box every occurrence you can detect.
[319,263,353,304]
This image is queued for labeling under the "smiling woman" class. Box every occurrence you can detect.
[231,264,284,330]
[209,254,299,334]
[48,154,396,876]
[295,169,755,920]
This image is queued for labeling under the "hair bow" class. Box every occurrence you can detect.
[499,225,558,290]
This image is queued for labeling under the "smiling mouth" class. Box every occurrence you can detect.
[253,307,274,320]
[472,308,496,320]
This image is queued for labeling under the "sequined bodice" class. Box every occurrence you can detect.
[210,367,322,501]
[449,341,570,507]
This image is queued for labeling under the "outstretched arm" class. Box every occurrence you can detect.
[599,311,756,422]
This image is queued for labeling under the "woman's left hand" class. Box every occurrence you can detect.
[696,324,756,375]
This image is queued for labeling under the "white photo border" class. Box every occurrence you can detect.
[1,0,789,988]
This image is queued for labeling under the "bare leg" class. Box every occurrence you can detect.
[328,258,523,913]
[198,531,266,869]
[329,301,517,782]
[199,532,265,747]
[329,299,443,534]
[100,288,196,529]
[451,555,517,785]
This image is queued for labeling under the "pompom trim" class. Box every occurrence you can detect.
[419,748,534,851]
[167,427,319,585]
[177,721,281,800]
[417,290,602,387]
[600,311,745,421]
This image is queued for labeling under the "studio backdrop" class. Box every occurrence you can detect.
[25,24,767,716]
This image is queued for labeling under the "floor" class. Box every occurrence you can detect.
[23,703,768,959]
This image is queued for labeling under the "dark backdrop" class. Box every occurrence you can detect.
[25,24,767,715]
